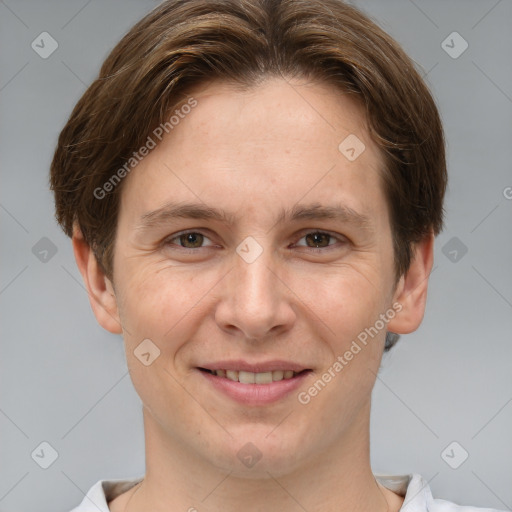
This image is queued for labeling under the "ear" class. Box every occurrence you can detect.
[71,224,123,334]
[387,231,434,335]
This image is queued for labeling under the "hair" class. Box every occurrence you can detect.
[50,0,447,351]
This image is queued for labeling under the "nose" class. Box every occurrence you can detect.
[214,244,296,341]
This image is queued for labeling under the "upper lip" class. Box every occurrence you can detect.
[197,360,310,373]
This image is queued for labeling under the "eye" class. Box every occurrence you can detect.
[163,229,346,252]
[294,230,346,250]
[164,231,215,249]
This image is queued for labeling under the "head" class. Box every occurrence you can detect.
[50,0,446,478]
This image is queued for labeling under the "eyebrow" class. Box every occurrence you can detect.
[137,201,373,233]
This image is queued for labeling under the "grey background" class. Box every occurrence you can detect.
[1,0,511,510]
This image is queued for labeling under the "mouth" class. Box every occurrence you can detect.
[196,363,312,405]
[198,368,309,384]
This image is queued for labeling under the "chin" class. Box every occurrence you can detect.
[204,424,312,478]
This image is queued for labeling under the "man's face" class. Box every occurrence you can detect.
[110,78,400,476]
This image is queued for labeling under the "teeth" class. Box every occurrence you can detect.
[272,370,284,381]
[254,371,272,384]
[239,371,255,384]
[211,369,301,383]
[226,370,238,381]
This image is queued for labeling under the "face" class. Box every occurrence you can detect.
[93,78,413,477]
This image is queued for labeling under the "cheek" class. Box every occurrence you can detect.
[297,260,389,334]
[115,262,217,348]
[297,276,387,424]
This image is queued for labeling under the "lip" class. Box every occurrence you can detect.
[197,359,309,373]
[198,369,311,405]
[195,360,312,406]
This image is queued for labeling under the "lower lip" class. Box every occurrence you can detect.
[198,369,311,406]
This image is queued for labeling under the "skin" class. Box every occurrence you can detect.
[73,77,433,512]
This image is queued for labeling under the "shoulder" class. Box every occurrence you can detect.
[376,473,507,512]
[69,477,143,512]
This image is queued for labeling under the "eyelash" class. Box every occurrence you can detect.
[163,229,347,252]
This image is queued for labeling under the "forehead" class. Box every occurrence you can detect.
[119,77,388,229]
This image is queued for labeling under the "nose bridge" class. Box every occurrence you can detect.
[215,237,293,339]
[233,241,278,314]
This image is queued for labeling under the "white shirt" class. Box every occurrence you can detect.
[70,473,505,511]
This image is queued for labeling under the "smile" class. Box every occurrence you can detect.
[199,368,304,384]
[197,365,312,405]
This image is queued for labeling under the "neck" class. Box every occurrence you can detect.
[120,401,396,512]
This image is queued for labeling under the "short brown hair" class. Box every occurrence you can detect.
[50,0,447,344]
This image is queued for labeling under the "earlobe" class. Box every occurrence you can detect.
[387,231,435,335]
[71,224,123,335]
